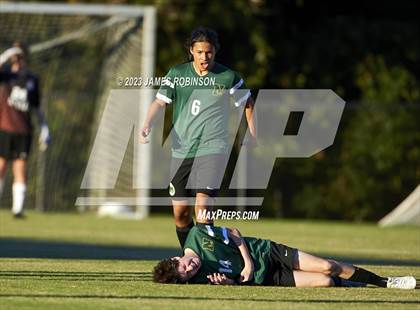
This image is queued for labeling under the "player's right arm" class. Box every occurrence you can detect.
[139,98,166,144]
[0,47,22,82]
[140,68,176,144]
[0,47,23,68]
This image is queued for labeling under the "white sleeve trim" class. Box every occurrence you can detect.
[205,225,215,237]
[234,90,251,107]
[162,78,174,89]
[229,78,244,95]
[156,92,172,104]
[221,227,230,245]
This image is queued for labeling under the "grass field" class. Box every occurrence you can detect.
[0,210,419,309]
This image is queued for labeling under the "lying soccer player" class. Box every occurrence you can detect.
[153,225,418,289]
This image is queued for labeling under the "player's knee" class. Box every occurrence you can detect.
[195,193,213,206]
[322,260,337,276]
[173,211,191,227]
[324,276,335,287]
[328,260,342,276]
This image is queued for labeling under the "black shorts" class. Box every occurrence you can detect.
[263,242,297,287]
[0,130,32,160]
[169,154,228,199]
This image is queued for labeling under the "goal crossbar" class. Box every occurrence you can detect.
[0,2,154,17]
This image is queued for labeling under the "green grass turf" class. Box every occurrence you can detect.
[0,210,419,309]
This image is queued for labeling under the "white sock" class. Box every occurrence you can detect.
[12,183,26,215]
[0,179,4,199]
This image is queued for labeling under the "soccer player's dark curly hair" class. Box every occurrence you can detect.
[153,258,183,284]
[185,26,220,60]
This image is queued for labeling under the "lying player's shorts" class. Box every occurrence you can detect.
[263,242,298,287]
[0,130,32,160]
[169,154,228,199]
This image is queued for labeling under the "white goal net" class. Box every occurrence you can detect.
[0,2,156,218]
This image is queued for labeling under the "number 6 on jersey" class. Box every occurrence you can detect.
[191,99,201,116]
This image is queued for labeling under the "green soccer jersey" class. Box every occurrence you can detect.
[183,226,271,285]
[157,62,251,158]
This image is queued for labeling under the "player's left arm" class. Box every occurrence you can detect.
[244,96,257,145]
[228,227,254,282]
[231,72,256,145]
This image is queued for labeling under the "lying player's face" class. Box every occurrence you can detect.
[190,41,215,72]
[172,255,201,281]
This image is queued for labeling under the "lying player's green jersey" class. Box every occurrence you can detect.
[157,62,250,158]
[183,226,270,284]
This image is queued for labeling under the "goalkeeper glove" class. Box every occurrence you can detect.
[39,123,51,151]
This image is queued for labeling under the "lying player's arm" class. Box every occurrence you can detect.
[207,273,235,285]
[228,227,254,282]
[139,98,166,144]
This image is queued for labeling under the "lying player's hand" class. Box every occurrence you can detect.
[139,126,151,144]
[207,273,234,285]
[239,263,254,283]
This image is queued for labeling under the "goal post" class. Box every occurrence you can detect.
[379,185,420,227]
[0,2,156,218]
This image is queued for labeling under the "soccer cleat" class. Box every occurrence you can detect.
[386,276,416,289]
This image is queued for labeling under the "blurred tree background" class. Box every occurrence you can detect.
[30,0,420,220]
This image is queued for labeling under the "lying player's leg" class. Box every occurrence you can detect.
[293,250,417,289]
[293,250,354,278]
[293,270,334,287]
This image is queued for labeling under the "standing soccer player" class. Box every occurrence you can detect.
[140,27,256,247]
[0,43,50,218]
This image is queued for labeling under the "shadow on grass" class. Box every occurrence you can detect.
[316,254,420,267]
[0,238,419,267]
[0,293,419,304]
[0,238,179,260]
[0,270,152,281]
